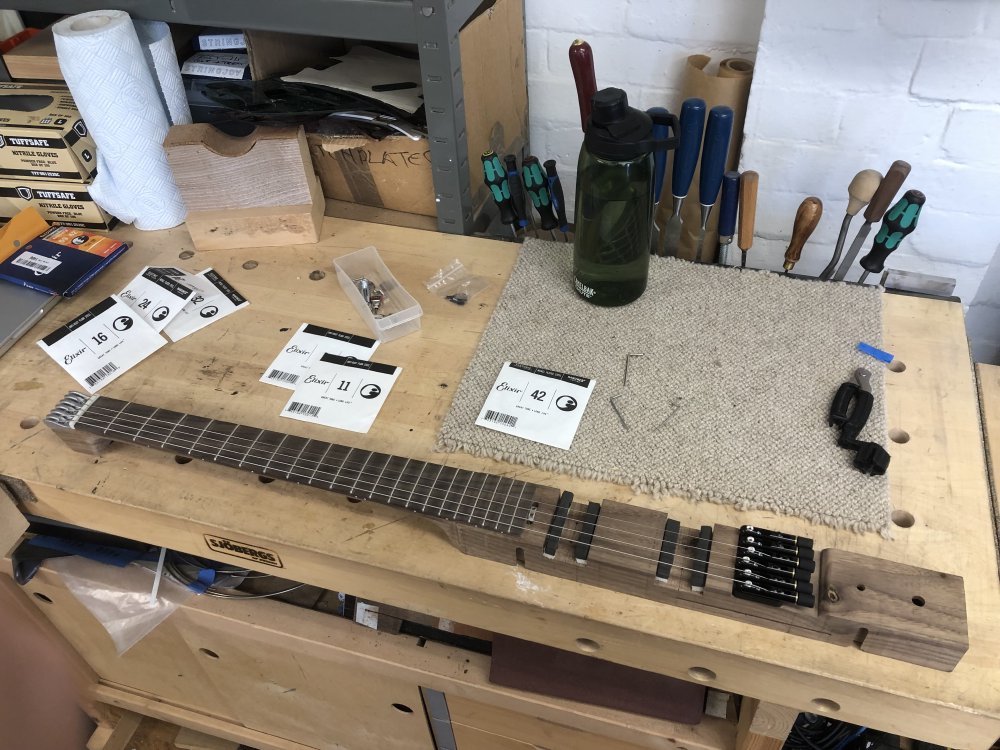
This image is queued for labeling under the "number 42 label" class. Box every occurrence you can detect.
[476,361,595,450]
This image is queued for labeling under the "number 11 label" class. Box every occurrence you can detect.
[476,361,595,450]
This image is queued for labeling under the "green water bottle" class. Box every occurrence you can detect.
[573,88,677,306]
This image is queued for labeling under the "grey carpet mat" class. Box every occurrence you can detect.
[437,239,890,534]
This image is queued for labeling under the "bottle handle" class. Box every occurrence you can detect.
[639,111,679,153]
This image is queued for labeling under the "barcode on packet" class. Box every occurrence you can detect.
[267,368,299,384]
[484,409,517,428]
[85,362,119,387]
[13,255,59,274]
[288,401,321,417]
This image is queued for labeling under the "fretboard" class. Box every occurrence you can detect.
[68,396,534,535]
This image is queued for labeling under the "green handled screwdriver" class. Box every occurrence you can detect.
[504,154,530,232]
[522,155,559,239]
[543,159,570,240]
[858,189,925,285]
[481,151,517,237]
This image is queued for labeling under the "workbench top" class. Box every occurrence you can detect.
[1,218,998,749]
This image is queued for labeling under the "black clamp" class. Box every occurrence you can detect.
[829,368,890,476]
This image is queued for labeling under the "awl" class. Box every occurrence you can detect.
[717,171,739,265]
[832,160,910,281]
[661,97,705,257]
[819,169,882,280]
[737,171,758,268]
[783,197,822,274]
[569,40,597,132]
[695,105,733,263]
[858,189,925,285]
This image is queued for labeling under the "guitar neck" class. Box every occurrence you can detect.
[54,394,535,536]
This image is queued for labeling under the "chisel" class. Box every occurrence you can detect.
[819,169,882,281]
[695,105,734,263]
[717,171,739,265]
[481,150,517,237]
[648,106,670,255]
[858,189,925,285]
[661,98,705,257]
[832,160,910,281]
[783,197,823,274]
[737,170,758,268]
[569,40,597,133]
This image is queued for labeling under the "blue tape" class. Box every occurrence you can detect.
[187,567,216,594]
[27,536,146,567]
[857,342,893,363]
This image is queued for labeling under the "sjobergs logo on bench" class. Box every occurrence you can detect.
[203,534,283,568]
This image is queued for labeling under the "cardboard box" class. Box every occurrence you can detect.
[0,178,116,230]
[250,0,527,218]
[0,83,97,181]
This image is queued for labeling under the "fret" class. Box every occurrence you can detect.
[261,434,289,475]
[194,418,236,458]
[329,446,356,491]
[103,400,130,436]
[509,481,531,533]
[132,406,159,444]
[159,412,187,448]
[487,476,514,531]
[388,457,412,506]
[238,429,265,468]
[213,422,240,462]
[404,460,429,509]
[349,450,378,497]
[441,469,472,519]
[421,464,445,513]
[307,442,333,484]
[436,467,461,516]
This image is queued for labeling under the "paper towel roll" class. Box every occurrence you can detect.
[134,20,191,127]
[54,10,186,230]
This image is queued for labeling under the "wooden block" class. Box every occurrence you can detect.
[735,698,799,750]
[183,172,324,251]
[165,124,316,213]
[3,26,62,82]
[175,726,240,750]
[86,711,142,750]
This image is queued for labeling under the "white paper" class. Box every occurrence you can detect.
[181,51,249,79]
[53,11,187,230]
[281,353,400,434]
[476,362,595,450]
[162,269,249,342]
[134,20,192,127]
[261,323,379,389]
[37,295,165,393]
[118,266,196,332]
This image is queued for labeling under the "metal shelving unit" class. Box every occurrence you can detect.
[0,0,501,234]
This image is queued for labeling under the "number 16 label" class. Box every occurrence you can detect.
[476,361,595,450]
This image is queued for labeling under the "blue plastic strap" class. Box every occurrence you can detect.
[187,567,216,594]
[857,342,893,363]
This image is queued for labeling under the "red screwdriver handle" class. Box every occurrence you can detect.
[569,39,597,132]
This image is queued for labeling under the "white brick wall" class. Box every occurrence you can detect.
[525,0,1000,355]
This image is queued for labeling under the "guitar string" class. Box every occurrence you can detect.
[60,402,813,583]
[68,399,812,558]
[63,410,806,592]
[62,402,813,582]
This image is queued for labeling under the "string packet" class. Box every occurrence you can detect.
[425,259,489,306]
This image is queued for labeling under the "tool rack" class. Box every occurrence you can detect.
[0,0,519,235]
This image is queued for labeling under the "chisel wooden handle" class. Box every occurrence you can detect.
[846,169,882,216]
[738,171,758,251]
[569,39,597,132]
[863,160,910,223]
[784,197,822,272]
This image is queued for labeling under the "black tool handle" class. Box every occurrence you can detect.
[522,155,559,231]
[860,189,925,274]
[480,151,516,226]
[504,154,529,228]
[544,159,570,231]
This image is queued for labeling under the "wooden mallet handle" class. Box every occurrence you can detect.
[784,197,823,271]
[846,169,882,216]
[569,39,597,132]
[738,171,759,251]
[863,160,910,223]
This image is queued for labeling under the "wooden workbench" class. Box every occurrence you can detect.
[1,217,998,750]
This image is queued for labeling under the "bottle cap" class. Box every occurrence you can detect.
[584,88,653,161]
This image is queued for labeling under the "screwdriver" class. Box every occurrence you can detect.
[858,190,924,285]
[716,171,739,265]
[819,169,882,281]
[662,98,706,257]
[543,159,570,240]
[832,160,910,281]
[522,155,559,240]
[737,170,758,268]
[695,105,734,263]
[783,197,823,274]
[481,150,517,237]
[504,154,530,233]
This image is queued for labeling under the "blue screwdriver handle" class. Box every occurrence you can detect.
[671,98,706,200]
[698,105,734,208]
[647,106,669,203]
[718,171,740,238]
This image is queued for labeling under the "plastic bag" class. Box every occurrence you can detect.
[424,259,490,306]
[49,556,192,655]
